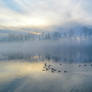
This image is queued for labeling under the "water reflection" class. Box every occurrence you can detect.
[0,61,92,92]
[0,61,44,83]
[0,39,92,92]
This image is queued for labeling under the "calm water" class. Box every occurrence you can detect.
[0,39,92,92]
[0,61,92,92]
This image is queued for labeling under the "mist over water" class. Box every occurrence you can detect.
[0,38,92,62]
[0,38,92,92]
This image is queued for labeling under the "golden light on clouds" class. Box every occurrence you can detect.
[0,13,51,29]
[12,15,51,28]
[24,17,50,28]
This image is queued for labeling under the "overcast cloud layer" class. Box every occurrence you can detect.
[0,0,92,29]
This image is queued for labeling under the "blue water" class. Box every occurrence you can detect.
[0,39,92,92]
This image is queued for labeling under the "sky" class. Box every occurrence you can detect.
[0,0,92,29]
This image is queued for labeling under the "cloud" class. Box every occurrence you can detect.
[0,0,92,29]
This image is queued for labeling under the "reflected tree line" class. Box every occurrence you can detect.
[1,49,92,63]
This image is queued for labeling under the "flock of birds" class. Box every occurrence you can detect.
[42,63,92,74]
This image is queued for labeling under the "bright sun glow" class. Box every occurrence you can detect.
[16,16,51,28]
[28,18,49,27]
[1,16,51,29]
